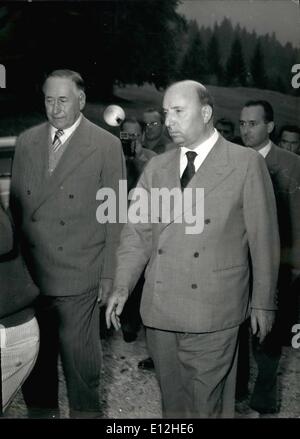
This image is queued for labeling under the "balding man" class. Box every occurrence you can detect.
[106,80,279,418]
[10,70,126,418]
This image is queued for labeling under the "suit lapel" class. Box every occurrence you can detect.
[188,136,234,197]
[33,116,97,214]
[265,143,280,173]
[25,124,49,207]
[160,136,235,229]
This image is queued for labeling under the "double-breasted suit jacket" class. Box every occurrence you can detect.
[265,143,300,270]
[10,116,126,296]
[114,136,280,333]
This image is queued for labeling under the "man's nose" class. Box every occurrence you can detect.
[165,114,173,128]
[53,101,62,114]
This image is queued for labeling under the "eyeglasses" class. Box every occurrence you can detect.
[143,121,161,128]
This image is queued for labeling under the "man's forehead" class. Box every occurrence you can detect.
[123,122,141,132]
[240,105,264,120]
[143,112,160,120]
[163,85,197,107]
[282,131,300,140]
[44,77,76,95]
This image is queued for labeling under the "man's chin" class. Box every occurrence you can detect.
[50,119,66,129]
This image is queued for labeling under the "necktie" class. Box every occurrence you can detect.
[52,129,64,152]
[181,151,197,189]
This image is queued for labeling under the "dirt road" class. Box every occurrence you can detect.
[4,328,300,419]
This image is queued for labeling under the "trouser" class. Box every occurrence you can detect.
[121,272,144,336]
[0,317,39,414]
[22,289,101,418]
[250,332,281,412]
[236,319,250,398]
[146,325,239,418]
[249,267,299,412]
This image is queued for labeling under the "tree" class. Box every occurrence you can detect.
[0,0,183,100]
[179,26,207,82]
[250,41,267,88]
[225,36,247,86]
[206,33,223,85]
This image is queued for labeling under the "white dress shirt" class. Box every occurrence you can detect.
[180,129,219,177]
[257,140,272,158]
[50,113,82,146]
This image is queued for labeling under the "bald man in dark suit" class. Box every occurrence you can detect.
[240,100,300,414]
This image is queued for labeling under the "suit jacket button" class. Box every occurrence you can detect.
[194,252,199,257]
[27,190,31,195]
[69,194,74,199]
[204,219,211,224]
[158,249,163,254]
[191,284,197,289]
[58,246,63,251]
[60,220,65,226]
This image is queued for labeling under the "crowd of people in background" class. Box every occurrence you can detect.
[1,69,299,419]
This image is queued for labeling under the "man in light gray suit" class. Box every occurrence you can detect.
[106,80,280,418]
[10,70,126,418]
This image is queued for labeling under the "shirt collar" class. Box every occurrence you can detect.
[181,129,219,157]
[50,113,82,143]
[257,140,272,158]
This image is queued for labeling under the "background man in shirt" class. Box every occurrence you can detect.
[106,80,279,418]
[142,108,174,154]
[239,100,300,414]
[10,69,126,418]
[278,125,300,155]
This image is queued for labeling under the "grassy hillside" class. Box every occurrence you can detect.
[0,83,299,139]
[111,84,299,138]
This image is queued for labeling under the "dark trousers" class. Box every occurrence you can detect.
[146,326,239,418]
[236,319,250,399]
[22,289,101,417]
[120,272,144,336]
[237,267,300,412]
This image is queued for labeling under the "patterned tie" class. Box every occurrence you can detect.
[181,151,197,189]
[52,129,64,152]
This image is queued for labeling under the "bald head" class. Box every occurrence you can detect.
[166,80,214,109]
[163,80,214,149]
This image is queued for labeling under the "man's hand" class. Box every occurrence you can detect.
[251,309,276,343]
[98,278,113,307]
[105,287,129,330]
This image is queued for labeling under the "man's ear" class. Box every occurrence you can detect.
[267,121,274,135]
[201,105,213,123]
[79,91,86,110]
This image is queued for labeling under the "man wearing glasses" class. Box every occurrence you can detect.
[142,108,175,155]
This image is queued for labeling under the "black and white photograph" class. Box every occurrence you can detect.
[0,0,299,425]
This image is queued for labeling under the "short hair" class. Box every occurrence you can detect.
[120,117,143,133]
[143,108,164,123]
[243,100,274,123]
[216,118,235,132]
[43,69,85,93]
[195,83,214,110]
[278,124,300,138]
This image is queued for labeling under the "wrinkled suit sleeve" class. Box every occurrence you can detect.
[243,152,280,310]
